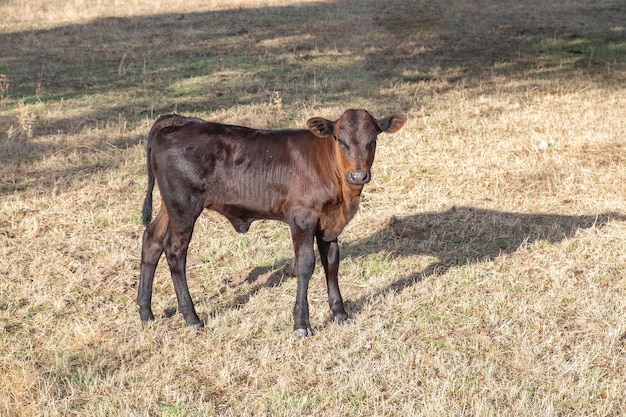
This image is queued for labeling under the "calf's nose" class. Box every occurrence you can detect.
[347,170,371,185]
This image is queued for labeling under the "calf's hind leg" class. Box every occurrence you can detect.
[138,207,169,323]
[162,220,203,328]
[138,201,204,328]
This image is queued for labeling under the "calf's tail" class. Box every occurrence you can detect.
[141,122,158,227]
[141,114,187,226]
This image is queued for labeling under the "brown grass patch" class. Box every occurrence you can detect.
[1,0,625,415]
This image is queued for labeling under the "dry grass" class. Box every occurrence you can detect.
[1,0,625,415]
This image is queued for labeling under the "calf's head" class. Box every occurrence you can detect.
[307,109,407,186]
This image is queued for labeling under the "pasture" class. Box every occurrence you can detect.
[1,0,625,415]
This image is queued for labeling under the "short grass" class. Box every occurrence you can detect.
[1,0,625,415]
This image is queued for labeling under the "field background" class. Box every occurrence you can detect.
[1,0,625,415]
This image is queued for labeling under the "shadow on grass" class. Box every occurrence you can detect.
[204,261,293,320]
[193,206,623,326]
[0,133,142,194]
[341,207,625,316]
[1,1,625,188]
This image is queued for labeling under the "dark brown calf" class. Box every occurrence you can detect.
[138,109,406,336]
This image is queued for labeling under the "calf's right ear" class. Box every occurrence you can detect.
[307,117,335,138]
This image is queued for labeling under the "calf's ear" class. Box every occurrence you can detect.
[377,114,407,134]
[307,117,335,138]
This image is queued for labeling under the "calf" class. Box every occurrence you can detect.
[138,109,406,336]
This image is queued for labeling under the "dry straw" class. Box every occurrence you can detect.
[1,0,625,415]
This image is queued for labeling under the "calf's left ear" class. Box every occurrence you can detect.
[376,114,407,134]
[307,117,335,138]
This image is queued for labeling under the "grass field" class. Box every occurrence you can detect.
[1,0,625,415]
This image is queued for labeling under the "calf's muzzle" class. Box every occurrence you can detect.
[347,170,371,185]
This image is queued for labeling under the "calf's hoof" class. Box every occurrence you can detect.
[138,307,155,323]
[334,311,349,324]
[184,315,204,330]
[187,320,205,330]
[181,310,204,329]
[295,327,314,338]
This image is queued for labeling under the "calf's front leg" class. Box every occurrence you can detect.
[290,227,316,337]
[316,234,348,323]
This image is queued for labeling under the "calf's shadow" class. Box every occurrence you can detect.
[341,206,624,316]
[194,206,623,324]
